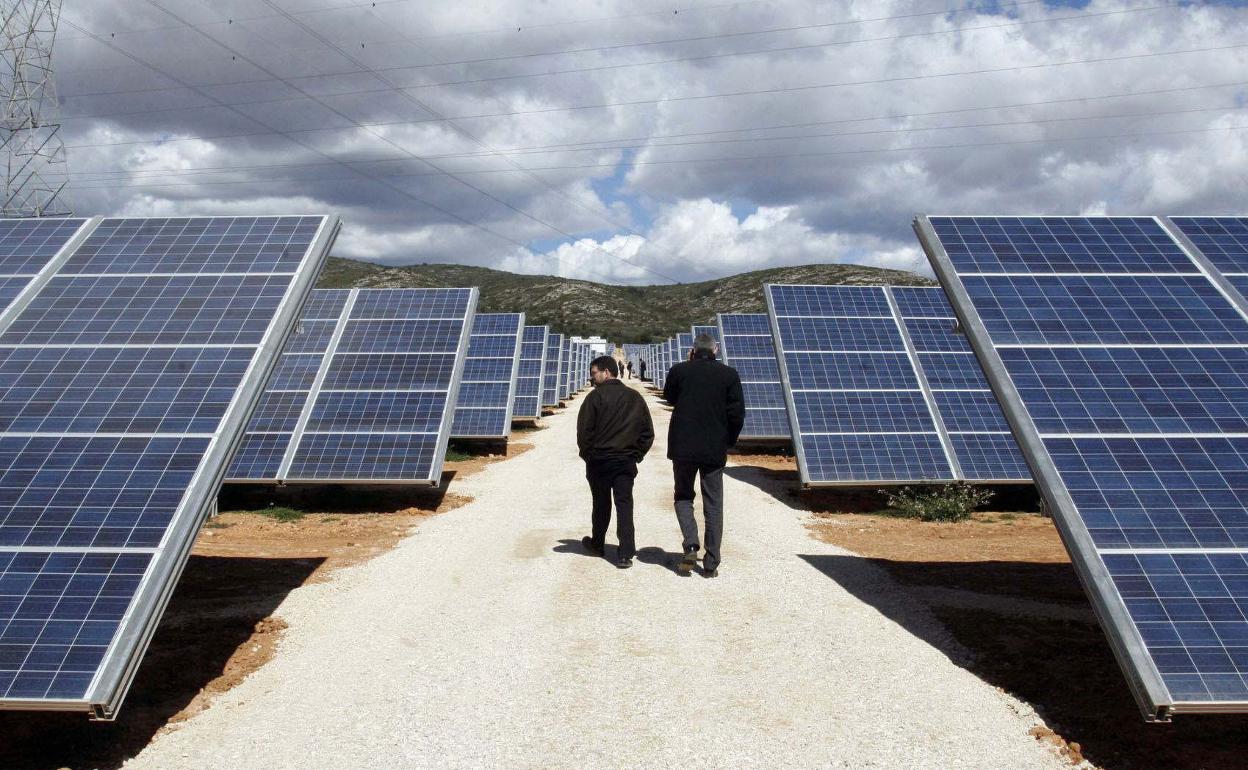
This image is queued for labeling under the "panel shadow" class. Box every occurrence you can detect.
[799,554,1248,769]
[0,554,324,770]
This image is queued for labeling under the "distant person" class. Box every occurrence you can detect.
[638,358,647,380]
[577,356,655,569]
[662,334,744,577]
[626,360,634,379]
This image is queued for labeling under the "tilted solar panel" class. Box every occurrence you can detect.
[716,313,790,440]
[765,285,953,484]
[227,288,476,484]
[917,214,1248,719]
[891,287,1030,482]
[513,325,548,420]
[542,332,564,407]
[286,288,475,483]
[451,313,524,438]
[0,215,336,718]
[692,324,719,341]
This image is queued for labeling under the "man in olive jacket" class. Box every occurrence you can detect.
[662,334,745,576]
[577,356,655,568]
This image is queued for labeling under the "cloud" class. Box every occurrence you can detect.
[43,0,1248,282]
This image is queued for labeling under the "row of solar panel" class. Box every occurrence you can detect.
[228,289,596,484]
[0,216,598,718]
[630,216,1248,718]
[633,302,1028,485]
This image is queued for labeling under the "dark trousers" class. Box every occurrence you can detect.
[586,456,638,559]
[672,460,724,570]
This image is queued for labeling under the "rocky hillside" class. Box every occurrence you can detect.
[317,257,934,342]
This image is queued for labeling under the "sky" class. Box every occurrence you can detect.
[47,0,1248,283]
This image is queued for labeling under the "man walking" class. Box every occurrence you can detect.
[663,334,745,577]
[577,356,654,568]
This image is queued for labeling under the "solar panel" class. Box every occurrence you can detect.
[513,325,548,420]
[542,332,563,407]
[0,214,336,718]
[692,324,719,342]
[765,284,1030,483]
[892,287,1030,482]
[716,313,790,440]
[227,288,476,484]
[917,214,1248,720]
[557,337,572,400]
[451,313,524,438]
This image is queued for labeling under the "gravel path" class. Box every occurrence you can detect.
[126,380,1065,769]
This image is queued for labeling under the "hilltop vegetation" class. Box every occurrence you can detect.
[317,257,934,341]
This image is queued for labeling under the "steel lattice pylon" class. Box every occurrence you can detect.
[2,0,70,217]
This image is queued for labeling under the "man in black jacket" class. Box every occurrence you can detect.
[662,334,745,577]
[577,356,655,568]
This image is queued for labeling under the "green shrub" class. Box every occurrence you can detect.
[881,483,993,523]
[257,505,305,523]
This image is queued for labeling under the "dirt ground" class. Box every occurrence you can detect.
[779,478,1248,770]
[0,435,532,770]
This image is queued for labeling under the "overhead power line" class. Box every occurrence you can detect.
[63,98,1248,183]
[58,0,1141,103]
[61,80,1248,156]
[68,122,1248,191]
[58,41,1248,127]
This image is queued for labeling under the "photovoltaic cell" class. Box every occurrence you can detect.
[918,213,1248,717]
[0,214,335,717]
[717,313,789,440]
[542,332,563,407]
[766,284,1028,484]
[452,313,523,439]
[226,288,476,484]
[512,325,548,419]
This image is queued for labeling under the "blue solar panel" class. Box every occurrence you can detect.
[512,325,547,419]
[767,284,1029,483]
[286,289,474,483]
[542,332,563,407]
[452,313,523,439]
[226,288,476,483]
[931,216,1194,274]
[1169,217,1248,275]
[766,285,955,484]
[919,213,1248,717]
[692,325,719,341]
[0,214,335,716]
[717,313,789,440]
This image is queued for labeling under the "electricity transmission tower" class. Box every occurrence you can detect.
[2,0,71,217]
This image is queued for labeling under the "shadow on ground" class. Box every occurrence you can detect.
[552,539,692,576]
[220,472,456,513]
[799,554,1248,769]
[724,466,888,513]
[0,555,323,770]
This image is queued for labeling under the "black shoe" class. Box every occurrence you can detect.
[581,536,604,557]
[677,547,698,575]
[615,557,633,569]
[703,567,719,578]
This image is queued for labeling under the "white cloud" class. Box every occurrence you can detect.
[50,0,1248,282]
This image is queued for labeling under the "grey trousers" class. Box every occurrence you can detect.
[672,460,724,570]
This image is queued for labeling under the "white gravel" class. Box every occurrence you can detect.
[125,380,1066,769]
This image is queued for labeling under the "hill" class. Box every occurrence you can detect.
[317,257,934,342]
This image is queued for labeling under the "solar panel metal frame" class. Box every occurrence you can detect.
[716,312,790,441]
[512,324,548,420]
[451,312,524,439]
[915,214,1248,721]
[0,215,338,718]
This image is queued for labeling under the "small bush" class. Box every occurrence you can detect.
[444,443,473,462]
[257,505,305,523]
[881,483,993,523]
